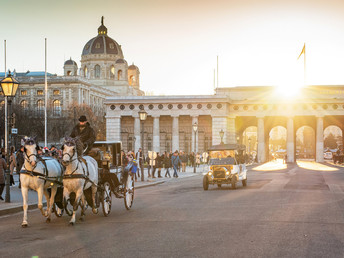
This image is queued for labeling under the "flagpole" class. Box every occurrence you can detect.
[44,38,47,147]
[304,43,306,86]
[213,69,216,93]
[4,40,7,153]
[216,55,219,89]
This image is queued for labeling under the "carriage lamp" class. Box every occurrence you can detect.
[192,122,198,173]
[219,129,224,144]
[1,71,20,203]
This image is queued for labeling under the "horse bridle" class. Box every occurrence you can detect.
[62,143,77,164]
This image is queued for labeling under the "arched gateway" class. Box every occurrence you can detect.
[105,85,344,163]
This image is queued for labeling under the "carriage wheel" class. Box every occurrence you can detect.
[102,182,112,216]
[124,175,135,210]
[53,203,64,217]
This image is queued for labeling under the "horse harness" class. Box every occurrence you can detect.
[63,157,98,188]
[20,154,63,186]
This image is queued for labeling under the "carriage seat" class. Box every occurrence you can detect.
[88,148,102,162]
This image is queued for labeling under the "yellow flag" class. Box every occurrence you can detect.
[298,43,305,60]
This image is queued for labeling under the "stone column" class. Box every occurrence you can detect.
[192,116,198,153]
[257,117,266,163]
[316,116,324,162]
[286,117,295,163]
[106,115,121,141]
[153,116,160,153]
[134,116,141,153]
[172,116,179,151]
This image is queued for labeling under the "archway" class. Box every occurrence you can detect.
[324,125,342,160]
[242,126,257,162]
[296,126,315,160]
[268,126,286,161]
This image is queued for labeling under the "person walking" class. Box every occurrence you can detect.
[9,146,16,186]
[136,148,144,179]
[180,152,187,172]
[0,154,6,200]
[16,145,25,188]
[196,153,201,168]
[157,153,163,178]
[164,152,171,178]
[171,150,181,178]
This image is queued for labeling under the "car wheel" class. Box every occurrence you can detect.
[203,176,209,190]
[242,179,247,187]
[217,184,222,188]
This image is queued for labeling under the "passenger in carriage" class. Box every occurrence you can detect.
[70,115,96,155]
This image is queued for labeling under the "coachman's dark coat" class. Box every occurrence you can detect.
[70,122,96,152]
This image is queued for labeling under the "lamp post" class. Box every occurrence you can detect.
[192,122,198,173]
[0,71,20,203]
[248,138,251,155]
[219,129,224,144]
[138,110,147,181]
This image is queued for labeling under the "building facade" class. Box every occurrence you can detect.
[105,85,344,163]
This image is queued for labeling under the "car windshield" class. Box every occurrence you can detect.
[209,157,236,165]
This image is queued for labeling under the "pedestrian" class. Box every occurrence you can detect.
[70,115,96,155]
[164,151,171,178]
[171,150,181,178]
[9,146,16,186]
[136,148,144,179]
[180,151,187,172]
[0,154,6,200]
[196,152,201,168]
[16,145,25,188]
[121,150,128,171]
[125,154,137,182]
[146,155,151,178]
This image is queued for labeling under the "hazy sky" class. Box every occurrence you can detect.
[1,0,344,95]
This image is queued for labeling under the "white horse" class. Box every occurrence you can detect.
[20,137,63,227]
[61,137,98,225]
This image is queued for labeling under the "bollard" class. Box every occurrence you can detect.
[5,169,10,202]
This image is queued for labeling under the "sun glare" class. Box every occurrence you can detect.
[274,80,303,99]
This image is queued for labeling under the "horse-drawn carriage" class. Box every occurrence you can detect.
[20,138,134,227]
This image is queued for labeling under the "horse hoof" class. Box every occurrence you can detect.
[79,217,84,221]
[92,208,98,214]
[21,223,28,228]
[69,222,75,226]
[46,218,51,223]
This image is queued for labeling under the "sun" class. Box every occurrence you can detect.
[274,77,303,99]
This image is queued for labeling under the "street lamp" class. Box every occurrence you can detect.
[248,138,251,154]
[0,71,20,203]
[192,122,198,173]
[219,129,224,144]
[138,110,147,181]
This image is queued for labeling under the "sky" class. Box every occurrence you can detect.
[1,0,344,95]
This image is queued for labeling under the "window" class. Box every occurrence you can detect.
[117,70,122,80]
[110,65,115,79]
[20,100,28,109]
[84,66,88,78]
[95,65,101,79]
[67,71,72,76]
[37,100,44,116]
[95,43,100,48]
[53,100,61,116]
[21,90,27,96]
[129,75,135,85]
[53,90,60,95]
[109,43,115,49]
[37,90,43,95]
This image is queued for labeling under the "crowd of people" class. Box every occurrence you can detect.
[121,149,203,181]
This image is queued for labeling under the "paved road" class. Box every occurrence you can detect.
[2,160,344,257]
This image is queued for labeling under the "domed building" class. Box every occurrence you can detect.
[79,17,143,96]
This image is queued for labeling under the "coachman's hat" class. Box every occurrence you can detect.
[79,115,87,122]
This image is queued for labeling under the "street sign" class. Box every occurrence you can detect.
[11,128,18,134]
